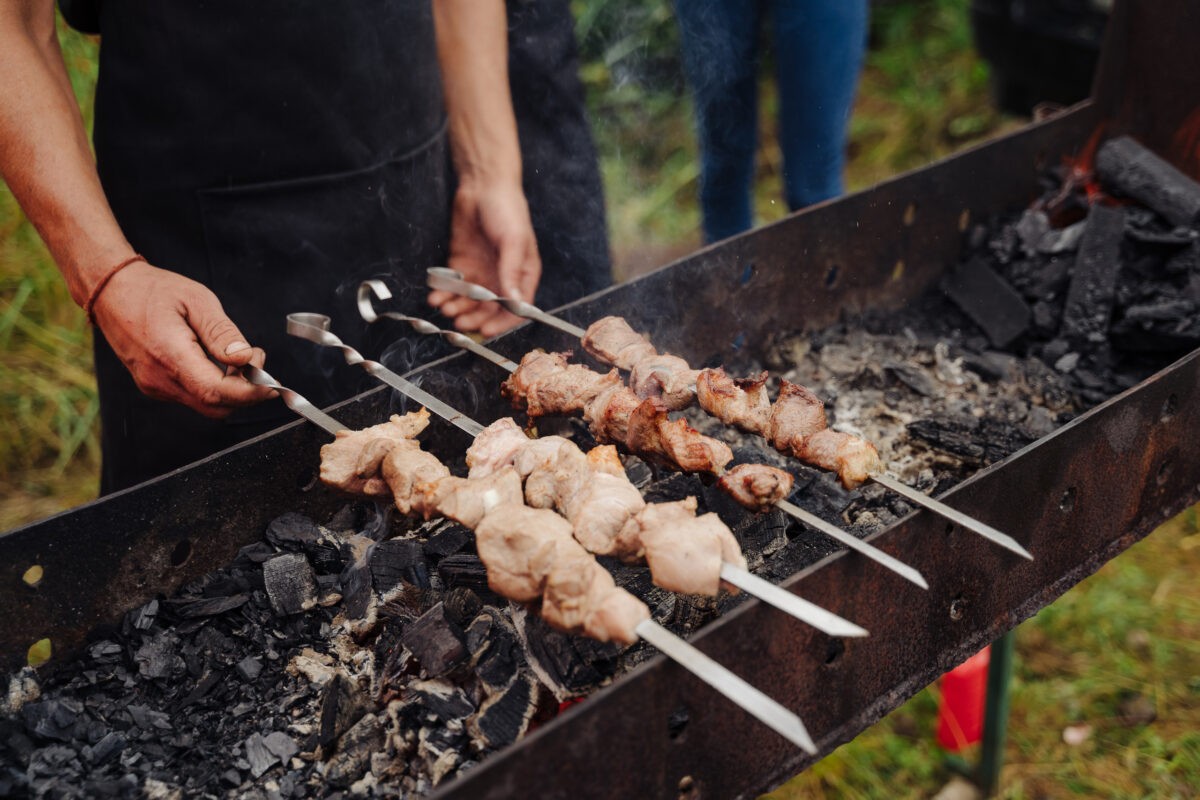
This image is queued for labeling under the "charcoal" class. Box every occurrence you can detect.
[1054,352,1081,373]
[941,255,1032,348]
[264,554,318,617]
[623,456,654,488]
[1125,224,1197,248]
[1095,135,1200,227]
[1165,240,1200,274]
[263,731,299,763]
[370,538,427,592]
[134,631,184,680]
[236,657,263,682]
[88,731,127,764]
[643,471,704,504]
[466,610,522,694]
[884,362,936,396]
[127,705,171,731]
[423,522,472,558]
[129,599,159,631]
[403,680,475,722]
[467,673,537,751]
[164,593,249,619]
[517,613,614,698]
[1039,219,1087,254]
[266,512,322,549]
[22,699,81,742]
[961,350,1018,382]
[1122,299,1195,323]
[1031,300,1059,334]
[236,541,278,565]
[442,588,483,628]
[324,713,385,788]
[245,732,278,778]
[401,602,467,677]
[1061,204,1126,345]
[318,674,368,752]
[221,769,242,787]
[437,554,502,604]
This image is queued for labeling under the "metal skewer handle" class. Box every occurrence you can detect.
[426,267,586,338]
[285,313,484,438]
[240,365,343,436]
[358,280,519,372]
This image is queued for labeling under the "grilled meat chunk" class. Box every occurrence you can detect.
[582,316,658,370]
[796,429,881,489]
[466,417,531,478]
[582,384,643,445]
[474,504,650,645]
[425,467,526,529]
[626,398,734,473]
[717,464,795,512]
[696,368,772,435]
[502,349,621,417]
[621,497,745,596]
[629,354,700,410]
[319,410,430,497]
[768,380,828,455]
[381,439,452,515]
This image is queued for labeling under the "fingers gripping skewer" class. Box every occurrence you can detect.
[426,267,586,338]
[285,313,484,438]
[241,365,343,435]
[252,374,819,753]
[359,291,927,590]
[295,312,867,637]
[422,268,1033,562]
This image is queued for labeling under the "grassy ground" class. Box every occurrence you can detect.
[1,2,1197,796]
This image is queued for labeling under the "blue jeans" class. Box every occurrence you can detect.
[674,0,868,242]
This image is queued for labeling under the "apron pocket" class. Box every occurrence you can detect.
[198,134,448,419]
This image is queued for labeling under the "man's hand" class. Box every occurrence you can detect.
[428,179,541,336]
[91,261,275,418]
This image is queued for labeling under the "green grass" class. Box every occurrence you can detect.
[2,3,1199,797]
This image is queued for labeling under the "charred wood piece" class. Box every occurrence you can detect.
[1095,135,1200,228]
[401,602,468,677]
[1061,204,1126,346]
[941,255,1033,348]
[263,553,319,616]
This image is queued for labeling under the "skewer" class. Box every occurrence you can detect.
[422,268,1033,562]
[362,280,928,590]
[290,309,868,638]
[248,371,819,753]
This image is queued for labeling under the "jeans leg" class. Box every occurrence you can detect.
[674,0,763,242]
[771,0,867,211]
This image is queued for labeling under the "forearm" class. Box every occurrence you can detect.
[0,2,133,308]
[432,0,522,185]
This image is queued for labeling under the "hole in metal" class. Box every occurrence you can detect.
[949,596,966,621]
[739,262,755,286]
[668,706,690,740]
[170,539,193,568]
[824,264,840,289]
[958,209,971,231]
[903,202,918,226]
[1059,487,1076,513]
[825,638,845,666]
[1161,393,1178,421]
[22,565,43,588]
[1157,459,1173,486]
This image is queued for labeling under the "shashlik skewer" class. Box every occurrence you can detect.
[420,269,1033,561]
[286,312,868,635]
[355,285,928,590]
[241,369,818,752]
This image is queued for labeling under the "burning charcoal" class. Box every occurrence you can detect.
[467,672,537,751]
[465,609,523,694]
[324,713,385,789]
[244,732,278,778]
[1061,204,1126,346]
[318,674,368,753]
[236,656,264,682]
[1095,136,1200,228]
[437,554,502,605]
[135,631,184,680]
[941,255,1032,348]
[643,471,705,505]
[516,613,615,698]
[370,538,427,593]
[442,588,483,628]
[338,534,376,619]
[164,594,248,619]
[401,602,467,677]
[264,554,318,617]
[423,522,472,558]
[403,680,475,722]
[266,512,322,550]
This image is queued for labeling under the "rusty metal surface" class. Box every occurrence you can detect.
[426,350,1199,800]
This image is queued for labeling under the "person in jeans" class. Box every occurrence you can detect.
[674,0,868,242]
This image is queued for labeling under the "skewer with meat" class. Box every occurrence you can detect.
[465,417,748,597]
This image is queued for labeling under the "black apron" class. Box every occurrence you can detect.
[79,1,451,492]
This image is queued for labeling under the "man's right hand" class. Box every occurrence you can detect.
[90,260,275,418]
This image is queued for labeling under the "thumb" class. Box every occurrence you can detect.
[186,291,256,366]
[497,236,541,305]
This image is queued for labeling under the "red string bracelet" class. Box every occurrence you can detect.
[84,254,146,326]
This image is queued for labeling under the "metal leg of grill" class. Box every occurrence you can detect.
[945,629,1015,797]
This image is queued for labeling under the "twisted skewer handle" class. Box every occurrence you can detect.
[240,365,343,436]
[426,267,587,338]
